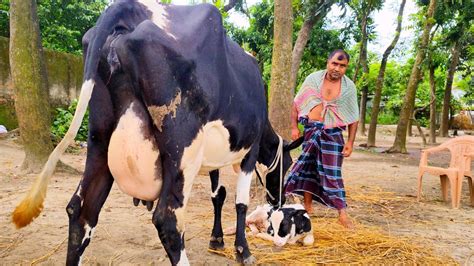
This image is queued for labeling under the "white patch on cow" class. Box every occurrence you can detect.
[108,102,162,201]
[137,0,177,39]
[81,224,95,245]
[197,120,250,173]
[211,184,221,198]
[177,247,190,266]
[236,172,253,205]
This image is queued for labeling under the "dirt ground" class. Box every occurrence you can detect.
[1,125,473,265]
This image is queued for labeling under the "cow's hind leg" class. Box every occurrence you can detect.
[209,169,226,250]
[152,153,201,265]
[66,78,115,265]
[66,162,113,265]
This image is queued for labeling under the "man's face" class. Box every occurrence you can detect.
[326,53,349,81]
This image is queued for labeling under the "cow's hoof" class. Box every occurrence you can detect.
[235,246,254,265]
[209,236,224,250]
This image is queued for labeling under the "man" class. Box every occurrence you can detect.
[285,49,359,229]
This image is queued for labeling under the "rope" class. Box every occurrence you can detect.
[254,135,284,207]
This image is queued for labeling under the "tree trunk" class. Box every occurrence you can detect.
[223,0,240,12]
[269,0,293,139]
[355,11,369,135]
[359,84,368,135]
[9,0,53,173]
[387,0,437,153]
[289,0,334,93]
[367,0,406,147]
[352,13,368,83]
[429,64,436,144]
[440,40,461,137]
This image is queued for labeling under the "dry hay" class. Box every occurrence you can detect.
[346,185,417,217]
[209,218,457,264]
[209,185,457,264]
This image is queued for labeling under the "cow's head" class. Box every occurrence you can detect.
[261,136,303,207]
[267,206,312,247]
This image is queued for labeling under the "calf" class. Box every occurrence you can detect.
[224,204,314,247]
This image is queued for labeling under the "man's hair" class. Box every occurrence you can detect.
[328,49,350,62]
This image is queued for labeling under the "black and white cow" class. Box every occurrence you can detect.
[12,0,302,265]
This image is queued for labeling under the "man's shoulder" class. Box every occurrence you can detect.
[343,75,357,90]
[304,70,325,82]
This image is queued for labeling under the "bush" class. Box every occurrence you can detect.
[51,99,89,142]
[365,111,399,125]
[377,111,399,125]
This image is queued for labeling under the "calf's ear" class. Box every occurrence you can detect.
[283,136,303,152]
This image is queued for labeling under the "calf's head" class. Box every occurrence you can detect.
[267,206,312,247]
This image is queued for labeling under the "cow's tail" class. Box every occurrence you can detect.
[12,4,124,228]
[12,80,95,228]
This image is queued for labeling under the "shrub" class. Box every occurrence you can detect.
[51,99,89,142]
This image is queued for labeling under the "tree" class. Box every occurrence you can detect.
[268,0,293,139]
[366,0,406,147]
[1,0,106,54]
[387,0,437,153]
[439,40,461,137]
[349,0,382,136]
[9,0,53,172]
[289,0,337,93]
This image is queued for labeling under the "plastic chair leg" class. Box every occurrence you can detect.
[467,176,474,206]
[417,171,424,201]
[439,175,449,202]
[448,173,458,209]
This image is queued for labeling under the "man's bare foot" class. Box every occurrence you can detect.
[338,209,354,229]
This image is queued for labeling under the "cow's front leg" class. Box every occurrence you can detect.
[235,170,256,264]
[153,154,200,265]
[209,169,226,250]
[66,149,114,265]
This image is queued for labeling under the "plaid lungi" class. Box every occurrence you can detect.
[285,117,347,210]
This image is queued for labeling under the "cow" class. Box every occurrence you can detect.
[11,0,302,265]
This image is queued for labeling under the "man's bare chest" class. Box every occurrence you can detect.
[321,80,341,101]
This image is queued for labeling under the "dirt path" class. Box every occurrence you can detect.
[1,126,473,264]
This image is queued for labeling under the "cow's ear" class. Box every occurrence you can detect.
[284,136,303,152]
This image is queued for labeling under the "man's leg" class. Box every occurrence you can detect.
[304,192,313,214]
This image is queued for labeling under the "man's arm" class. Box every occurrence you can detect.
[342,121,358,157]
[291,103,300,140]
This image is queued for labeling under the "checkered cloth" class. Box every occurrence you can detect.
[285,117,347,210]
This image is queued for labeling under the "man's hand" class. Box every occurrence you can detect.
[291,128,300,141]
[342,142,353,157]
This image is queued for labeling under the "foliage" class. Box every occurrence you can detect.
[0,0,8,37]
[0,0,107,54]
[225,0,346,90]
[51,99,89,142]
